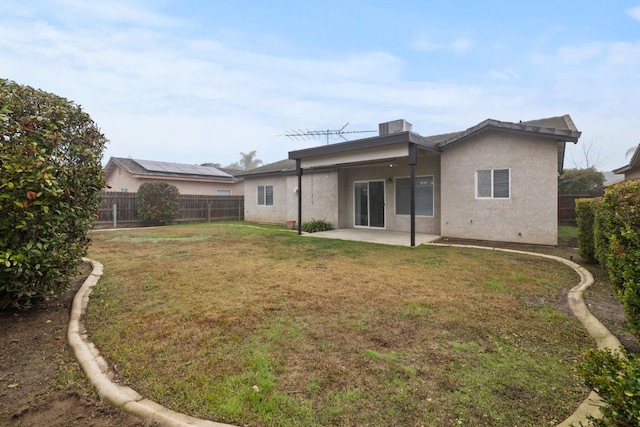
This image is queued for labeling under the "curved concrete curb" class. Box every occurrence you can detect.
[69,258,236,427]
[431,244,621,426]
[72,245,621,426]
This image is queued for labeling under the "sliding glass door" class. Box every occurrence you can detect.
[354,181,385,228]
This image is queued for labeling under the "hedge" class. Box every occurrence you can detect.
[0,79,107,308]
[593,180,640,337]
[575,198,599,264]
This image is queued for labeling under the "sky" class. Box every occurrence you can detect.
[1,1,639,172]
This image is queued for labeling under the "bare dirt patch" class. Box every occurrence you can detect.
[0,263,146,427]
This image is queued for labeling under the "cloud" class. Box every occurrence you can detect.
[55,0,182,28]
[409,35,474,53]
[627,6,640,22]
[557,42,604,64]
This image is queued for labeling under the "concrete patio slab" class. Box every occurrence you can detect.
[302,228,440,246]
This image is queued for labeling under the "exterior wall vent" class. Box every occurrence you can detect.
[378,119,413,136]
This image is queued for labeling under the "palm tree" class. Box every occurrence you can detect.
[625,144,639,159]
[238,151,263,170]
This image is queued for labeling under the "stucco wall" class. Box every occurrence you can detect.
[624,167,640,180]
[440,131,559,245]
[337,150,441,234]
[105,165,243,195]
[287,172,339,225]
[243,172,339,226]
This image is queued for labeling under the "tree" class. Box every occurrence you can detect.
[225,151,263,171]
[0,79,107,308]
[569,137,605,169]
[137,182,180,226]
[558,167,605,193]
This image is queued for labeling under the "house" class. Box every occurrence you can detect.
[612,144,640,181]
[240,116,581,246]
[104,157,244,195]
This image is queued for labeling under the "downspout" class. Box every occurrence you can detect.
[296,159,303,235]
[409,143,417,247]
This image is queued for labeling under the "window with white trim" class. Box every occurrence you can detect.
[395,176,434,216]
[216,189,232,196]
[476,169,510,199]
[257,185,274,206]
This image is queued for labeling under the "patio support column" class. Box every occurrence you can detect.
[296,159,303,235]
[409,143,417,247]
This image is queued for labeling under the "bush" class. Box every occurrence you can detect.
[594,181,640,337]
[575,198,600,263]
[137,182,180,226]
[301,219,333,233]
[0,79,107,308]
[577,348,640,426]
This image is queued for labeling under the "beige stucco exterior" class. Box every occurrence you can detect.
[440,131,559,245]
[243,172,339,225]
[105,163,243,195]
[335,150,441,234]
[248,117,579,245]
[246,133,560,244]
[625,169,640,180]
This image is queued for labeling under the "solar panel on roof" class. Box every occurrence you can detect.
[135,159,231,177]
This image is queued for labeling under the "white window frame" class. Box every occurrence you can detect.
[216,189,232,196]
[476,168,510,199]
[394,175,434,217]
[257,185,274,206]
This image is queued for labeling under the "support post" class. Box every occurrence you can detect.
[112,204,117,228]
[408,143,417,247]
[296,159,303,235]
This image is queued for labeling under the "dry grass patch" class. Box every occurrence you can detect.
[87,223,592,426]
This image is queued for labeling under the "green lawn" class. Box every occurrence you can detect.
[558,225,579,248]
[86,223,592,426]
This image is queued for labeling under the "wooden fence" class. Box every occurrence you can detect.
[558,188,604,225]
[95,191,244,228]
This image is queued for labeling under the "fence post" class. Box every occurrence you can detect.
[207,200,211,223]
[112,204,117,228]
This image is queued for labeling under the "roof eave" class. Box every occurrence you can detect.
[440,120,581,148]
[289,132,440,160]
[612,165,631,174]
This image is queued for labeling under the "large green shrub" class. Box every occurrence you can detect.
[577,348,640,426]
[575,198,600,263]
[0,79,107,308]
[137,182,180,226]
[594,180,640,337]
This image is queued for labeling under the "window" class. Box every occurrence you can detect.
[395,176,434,216]
[216,189,232,196]
[476,169,510,199]
[257,185,273,206]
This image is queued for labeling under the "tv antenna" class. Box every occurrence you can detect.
[282,122,376,144]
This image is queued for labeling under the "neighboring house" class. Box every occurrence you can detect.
[603,171,624,186]
[612,144,640,181]
[241,116,581,246]
[104,157,244,195]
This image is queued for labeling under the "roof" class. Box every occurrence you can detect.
[289,131,440,160]
[435,114,581,147]
[287,115,580,176]
[105,157,236,181]
[235,159,297,178]
[612,144,640,174]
